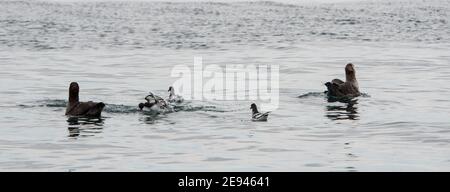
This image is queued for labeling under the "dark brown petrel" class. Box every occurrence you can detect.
[65,82,105,117]
[325,63,361,98]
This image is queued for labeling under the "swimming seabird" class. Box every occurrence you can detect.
[325,63,361,98]
[167,86,184,103]
[65,82,105,117]
[250,103,269,121]
[139,92,169,111]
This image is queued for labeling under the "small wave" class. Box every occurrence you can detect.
[103,104,140,114]
[18,99,141,113]
[298,92,370,99]
[298,92,326,98]
[298,91,370,104]
[43,99,67,107]
[172,104,226,113]
[17,99,67,108]
[18,99,225,114]
[241,1,298,8]
[360,93,371,98]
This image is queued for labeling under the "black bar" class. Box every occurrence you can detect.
[0,172,446,191]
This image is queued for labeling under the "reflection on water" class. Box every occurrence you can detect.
[326,99,359,120]
[343,142,359,172]
[140,115,157,125]
[67,117,104,138]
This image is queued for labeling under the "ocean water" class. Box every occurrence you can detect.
[0,0,450,171]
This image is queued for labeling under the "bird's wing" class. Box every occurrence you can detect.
[338,82,360,96]
[68,101,102,116]
[325,81,344,97]
[332,79,345,85]
[253,112,269,119]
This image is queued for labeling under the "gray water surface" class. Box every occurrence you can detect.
[0,0,449,171]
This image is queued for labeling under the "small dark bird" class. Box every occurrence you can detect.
[65,82,105,117]
[325,63,361,98]
[250,103,269,121]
